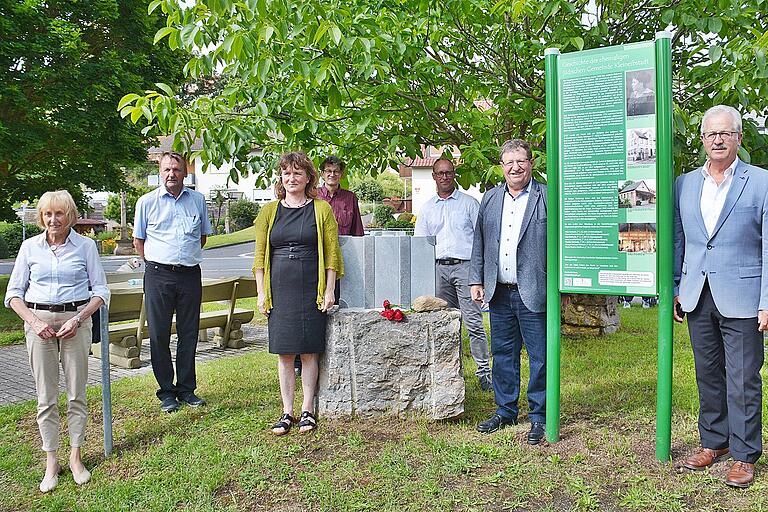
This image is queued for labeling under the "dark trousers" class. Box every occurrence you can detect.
[687,281,764,463]
[144,263,203,401]
[488,285,547,423]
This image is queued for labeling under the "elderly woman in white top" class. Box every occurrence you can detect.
[5,190,109,493]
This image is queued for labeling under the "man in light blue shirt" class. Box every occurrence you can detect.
[134,151,213,413]
[415,158,491,391]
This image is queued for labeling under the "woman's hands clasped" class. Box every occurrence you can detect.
[55,316,80,339]
[31,317,57,339]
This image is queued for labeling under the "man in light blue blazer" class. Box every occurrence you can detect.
[674,105,768,488]
[469,139,548,444]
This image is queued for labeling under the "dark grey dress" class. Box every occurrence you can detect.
[268,202,326,354]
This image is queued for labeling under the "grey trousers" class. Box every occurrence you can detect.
[25,307,92,452]
[436,261,490,376]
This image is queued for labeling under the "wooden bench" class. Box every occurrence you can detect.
[93,276,257,368]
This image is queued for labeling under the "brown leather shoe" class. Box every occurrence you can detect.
[725,461,755,488]
[681,447,730,471]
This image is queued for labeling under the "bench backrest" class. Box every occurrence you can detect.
[108,285,145,321]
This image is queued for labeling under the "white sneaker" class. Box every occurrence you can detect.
[623,302,631,309]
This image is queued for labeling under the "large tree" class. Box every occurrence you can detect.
[0,0,186,220]
[121,0,768,187]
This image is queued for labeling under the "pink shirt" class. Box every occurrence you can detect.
[317,187,365,236]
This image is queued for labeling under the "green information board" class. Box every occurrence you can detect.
[557,41,658,296]
[545,33,674,461]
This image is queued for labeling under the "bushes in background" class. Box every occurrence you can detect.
[0,222,43,258]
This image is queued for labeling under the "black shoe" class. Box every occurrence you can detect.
[478,374,492,392]
[527,422,545,445]
[476,413,517,434]
[179,393,207,407]
[160,396,180,413]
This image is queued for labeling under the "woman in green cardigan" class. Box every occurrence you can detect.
[253,152,344,435]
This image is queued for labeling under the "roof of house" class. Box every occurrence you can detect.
[148,135,204,155]
[620,180,649,193]
[76,218,107,226]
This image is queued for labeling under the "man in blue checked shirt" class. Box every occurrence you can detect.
[414,158,491,392]
[133,151,213,413]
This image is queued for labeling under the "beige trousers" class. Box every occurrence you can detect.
[25,307,92,452]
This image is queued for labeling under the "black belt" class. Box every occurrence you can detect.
[147,261,200,273]
[436,258,466,266]
[497,282,518,291]
[26,299,89,312]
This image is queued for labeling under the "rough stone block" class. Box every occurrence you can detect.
[318,309,464,420]
[230,319,242,331]
[228,329,243,341]
[561,294,619,336]
[412,295,448,312]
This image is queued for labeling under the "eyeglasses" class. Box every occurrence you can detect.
[323,169,343,175]
[702,131,739,141]
[500,159,530,168]
[433,171,455,178]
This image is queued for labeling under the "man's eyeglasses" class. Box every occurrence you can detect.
[500,159,530,168]
[323,169,343,175]
[433,171,455,178]
[702,131,739,141]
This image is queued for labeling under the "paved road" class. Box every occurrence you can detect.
[0,242,255,278]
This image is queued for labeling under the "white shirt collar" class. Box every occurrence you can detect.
[36,228,80,248]
[506,179,532,198]
[701,157,739,180]
[433,188,459,202]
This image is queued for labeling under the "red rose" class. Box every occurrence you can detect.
[393,309,404,322]
[381,309,395,320]
[383,299,391,309]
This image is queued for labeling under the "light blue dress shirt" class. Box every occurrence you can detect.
[414,189,479,260]
[133,186,213,266]
[4,230,110,307]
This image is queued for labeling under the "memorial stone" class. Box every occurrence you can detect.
[318,308,464,419]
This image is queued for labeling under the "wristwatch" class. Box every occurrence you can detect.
[73,314,82,326]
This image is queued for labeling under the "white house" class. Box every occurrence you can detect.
[400,146,484,217]
[148,136,274,203]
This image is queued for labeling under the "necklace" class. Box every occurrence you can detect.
[283,197,309,208]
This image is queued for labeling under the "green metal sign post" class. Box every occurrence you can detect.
[544,32,674,461]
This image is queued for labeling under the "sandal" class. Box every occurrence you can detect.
[298,410,317,433]
[271,413,295,436]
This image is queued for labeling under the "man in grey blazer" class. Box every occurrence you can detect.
[469,139,548,444]
[674,105,768,488]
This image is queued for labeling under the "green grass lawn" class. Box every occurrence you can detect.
[204,227,255,249]
[0,308,766,511]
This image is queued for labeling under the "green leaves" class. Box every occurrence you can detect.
[153,26,176,44]
[118,0,768,187]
